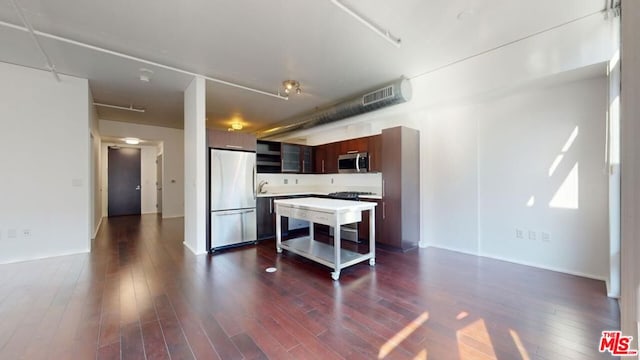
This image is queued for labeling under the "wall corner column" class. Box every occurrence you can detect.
[184,76,207,255]
[620,0,640,350]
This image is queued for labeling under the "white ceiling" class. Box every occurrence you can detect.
[0,0,606,132]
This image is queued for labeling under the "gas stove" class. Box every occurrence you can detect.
[327,191,374,200]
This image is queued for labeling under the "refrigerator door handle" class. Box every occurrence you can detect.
[215,209,255,216]
[253,165,257,200]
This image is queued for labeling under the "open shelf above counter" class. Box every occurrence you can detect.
[257,141,281,173]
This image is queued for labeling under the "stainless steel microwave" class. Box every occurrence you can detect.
[338,152,369,173]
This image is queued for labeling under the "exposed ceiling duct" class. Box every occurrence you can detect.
[258,77,412,139]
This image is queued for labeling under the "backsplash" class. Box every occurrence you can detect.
[257,173,382,195]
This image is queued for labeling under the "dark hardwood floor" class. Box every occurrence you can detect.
[0,215,619,359]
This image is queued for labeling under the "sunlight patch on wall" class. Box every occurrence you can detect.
[609,96,620,165]
[549,163,579,209]
[548,155,565,176]
[548,126,578,177]
[561,126,579,152]
[526,196,535,207]
[609,49,620,71]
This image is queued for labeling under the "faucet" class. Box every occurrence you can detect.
[258,180,268,194]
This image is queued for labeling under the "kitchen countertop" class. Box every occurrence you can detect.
[274,197,377,212]
[257,191,382,200]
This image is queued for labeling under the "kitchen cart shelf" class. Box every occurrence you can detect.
[274,197,376,280]
[279,236,371,271]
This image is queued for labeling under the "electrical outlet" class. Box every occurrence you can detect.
[295,179,298,184]
[284,179,288,184]
[542,232,550,242]
[7,229,17,239]
[22,229,31,239]
[515,228,524,239]
[528,230,536,240]
[331,178,334,184]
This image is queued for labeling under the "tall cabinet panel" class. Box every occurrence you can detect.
[281,143,301,173]
[380,126,420,251]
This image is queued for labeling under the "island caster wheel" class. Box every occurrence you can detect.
[331,271,340,281]
[276,247,282,254]
[369,258,376,266]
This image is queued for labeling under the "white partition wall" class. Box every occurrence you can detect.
[620,0,640,350]
[183,77,207,255]
[0,62,91,264]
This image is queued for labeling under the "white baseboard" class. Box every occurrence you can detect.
[426,244,608,283]
[183,241,207,255]
[162,214,184,219]
[0,248,90,265]
[424,244,479,257]
[480,251,608,282]
[92,217,103,239]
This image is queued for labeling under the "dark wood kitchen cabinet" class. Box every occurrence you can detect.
[208,129,256,151]
[340,137,369,154]
[257,197,275,240]
[368,134,382,172]
[301,145,313,173]
[379,126,420,251]
[256,196,288,240]
[281,143,313,173]
[314,144,327,173]
[315,142,338,173]
[324,142,339,173]
[358,198,382,243]
[281,143,301,173]
[257,141,281,173]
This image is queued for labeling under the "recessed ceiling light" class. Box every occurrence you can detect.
[139,68,154,82]
[124,138,140,145]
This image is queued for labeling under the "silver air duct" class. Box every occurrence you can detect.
[259,77,411,139]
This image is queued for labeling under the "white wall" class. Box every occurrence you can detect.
[422,106,480,253]
[99,119,184,218]
[273,12,617,281]
[0,62,91,264]
[100,144,158,215]
[478,76,609,280]
[89,90,102,238]
[183,77,207,255]
[620,0,640,348]
[140,146,159,214]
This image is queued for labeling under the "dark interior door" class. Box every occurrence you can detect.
[108,147,141,216]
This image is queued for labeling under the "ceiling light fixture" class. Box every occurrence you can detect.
[230,122,243,131]
[93,102,146,113]
[124,138,140,145]
[139,68,154,82]
[330,0,401,48]
[282,80,301,96]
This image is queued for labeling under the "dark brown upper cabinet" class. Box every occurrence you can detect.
[208,129,256,151]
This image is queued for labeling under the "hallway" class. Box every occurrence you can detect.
[0,215,619,359]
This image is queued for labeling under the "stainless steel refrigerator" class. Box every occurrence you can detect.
[210,148,257,251]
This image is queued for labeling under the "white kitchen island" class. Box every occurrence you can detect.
[274,197,377,280]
